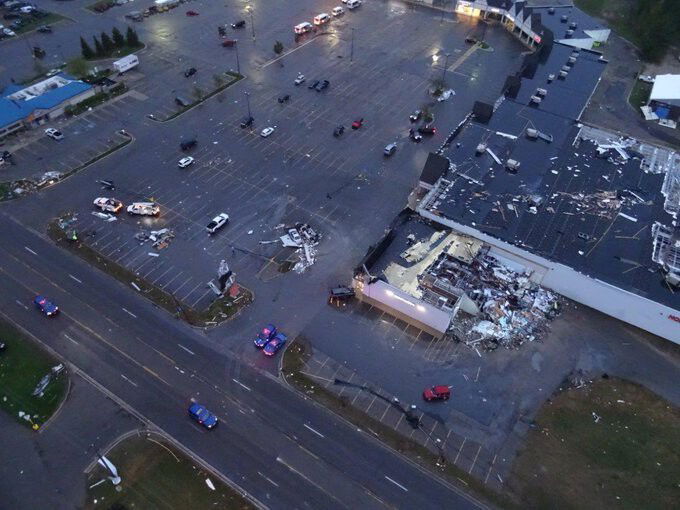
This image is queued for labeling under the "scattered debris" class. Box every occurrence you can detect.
[32,364,64,397]
[135,229,175,249]
[276,223,322,273]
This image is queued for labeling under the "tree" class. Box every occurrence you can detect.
[80,36,94,59]
[126,26,140,48]
[92,36,104,58]
[67,57,89,78]
[101,32,114,55]
[273,40,284,55]
[192,86,204,101]
[111,26,125,48]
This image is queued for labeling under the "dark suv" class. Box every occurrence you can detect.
[240,116,254,129]
[180,139,197,151]
[315,79,329,91]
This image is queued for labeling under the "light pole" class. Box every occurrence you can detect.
[441,52,451,84]
[350,27,355,62]
[234,41,241,75]
[244,91,251,119]
[247,7,255,40]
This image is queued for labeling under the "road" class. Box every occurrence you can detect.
[0,213,483,509]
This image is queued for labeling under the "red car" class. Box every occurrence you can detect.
[222,39,237,47]
[186,10,199,16]
[351,118,364,129]
[423,385,451,402]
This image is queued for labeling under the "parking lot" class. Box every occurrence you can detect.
[5,0,524,312]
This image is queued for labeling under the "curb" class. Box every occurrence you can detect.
[36,369,72,434]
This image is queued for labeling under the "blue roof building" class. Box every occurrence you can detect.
[0,73,94,139]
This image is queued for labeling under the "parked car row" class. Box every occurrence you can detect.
[293,0,360,34]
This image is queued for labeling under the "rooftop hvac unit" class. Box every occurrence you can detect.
[565,29,574,38]
[506,159,520,172]
[476,143,487,155]
[559,70,568,79]
[567,56,577,65]
[547,73,556,82]
[536,87,547,96]
[548,7,555,14]
[526,128,538,139]
[569,22,578,29]
[560,15,568,23]
[530,95,542,104]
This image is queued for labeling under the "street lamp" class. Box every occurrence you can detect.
[246,6,255,40]
[441,52,451,84]
[234,40,241,74]
[350,27,355,62]
[244,91,251,119]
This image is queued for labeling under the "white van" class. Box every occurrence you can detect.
[313,13,331,25]
[346,0,361,9]
[294,22,313,34]
[332,6,344,16]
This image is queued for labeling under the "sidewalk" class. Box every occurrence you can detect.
[299,348,507,492]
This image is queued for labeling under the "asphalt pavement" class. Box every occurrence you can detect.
[0,213,484,509]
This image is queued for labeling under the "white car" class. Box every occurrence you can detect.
[45,128,63,140]
[332,6,344,16]
[206,213,229,234]
[93,197,123,213]
[294,74,305,85]
[127,202,160,216]
[178,156,195,168]
[260,127,275,138]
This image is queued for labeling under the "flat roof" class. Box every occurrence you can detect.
[422,99,679,309]
[650,74,680,102]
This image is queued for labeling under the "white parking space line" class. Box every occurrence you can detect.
[257,471,279,487]
[232,378,252,391]
[178,344,195,355]
[122,307,137,319]
[24,246,37,255]
[63,334,79,345]
[384,476,408,492]
[303,423,325,438]
[68,274,83,284]
[121,374,138,387]
[15,300,28,310]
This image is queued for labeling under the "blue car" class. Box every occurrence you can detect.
[34,295,59,317]
[254,323,277,348]
[188,402,218,429]
[263,332,287,357]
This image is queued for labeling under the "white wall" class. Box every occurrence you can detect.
[418,207,680,344]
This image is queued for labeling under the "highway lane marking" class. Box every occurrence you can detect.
[121,374,138,387]
[303,423,325,438]
[257,471,279,487]
[24,246,37,255]
[15,300,28,310]
[122,307,137,319]
[384,476,408,492]
[232,378,252,391]
[63,334,79,345]
[68,274,83,284]
[178,344,195,355]
[276,456,342,503]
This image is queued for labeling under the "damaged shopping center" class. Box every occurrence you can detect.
[356,31,680,344]
[355,214,561,349]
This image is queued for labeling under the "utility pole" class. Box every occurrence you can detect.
[234,41,241,74]
[350,27,355,62]
[244,91,251,118]
[441,52,451,84]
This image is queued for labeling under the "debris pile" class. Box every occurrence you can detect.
[417,244,560,351]
[32,364,65,397]
[278,223,321,273]
[134,228,175,249]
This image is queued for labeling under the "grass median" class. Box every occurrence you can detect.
[85,433,254,509]
[508,376,680,510]
[47,218,252,327]
[282,337,512,509]
[160,71,243,122]
[0,319,67,430]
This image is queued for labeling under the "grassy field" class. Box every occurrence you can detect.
[14,12,66,35]
[628,79,653,109]
[508,377,680,510]
[85,434,254,509]
[0,319,67,429]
